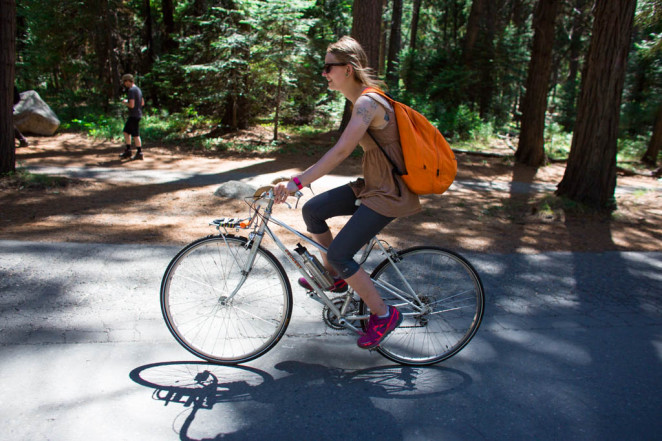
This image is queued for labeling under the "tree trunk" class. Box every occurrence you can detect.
[556,0,637,210]
[463,0,486,66]
[452,0,461,47]
[221,0,249,130]
[510,0,527,28]
[93,0,121,105]
[351,1,382,71]
[341,0,384,130]
[386,0,403,88]
[162,0,176,51]
[274,67,282,142]
[463,0,488,111]
[516,0,560,167]
[559,0,591,131]
[410,0,421,51]
[403,0,422,90]
[464,0,505,117]
[642,104,662,166]
[567,0,588,84]
[95,0,110,101]
[476,0,500,118]
[0,0,16,174]
[108,9,121,101]
[379,3,387,76]
[274,28,285,142]
[192,0,207,17]
[143,0,154,67]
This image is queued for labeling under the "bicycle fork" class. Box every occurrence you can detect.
[212,217,271,304]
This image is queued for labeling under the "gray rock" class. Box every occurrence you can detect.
[14,90,61,136]
[214,180,257,199]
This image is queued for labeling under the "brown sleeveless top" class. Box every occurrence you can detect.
[348,93,421,218]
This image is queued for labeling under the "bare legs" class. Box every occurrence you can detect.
[123,132,142,148]
[312,231,388,316]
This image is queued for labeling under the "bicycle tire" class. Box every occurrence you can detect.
[161,235,293,364]
[361,246,485,366]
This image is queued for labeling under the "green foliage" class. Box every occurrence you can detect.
[16,0,139,100]
[555,76,581,132]
[247,0,318,126]
[67,116,123,140]
[618,135,651,162]
[11,0,659,165]
[448,105,483,140]
[619,1,662,139]
[544,122,572,160]
[148,3,254,126]
[551,1,593,132]
[56,101,125,140]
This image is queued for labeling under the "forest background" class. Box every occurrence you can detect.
[1,0,661,211]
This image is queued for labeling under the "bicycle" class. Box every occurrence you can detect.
[160,179,485,366]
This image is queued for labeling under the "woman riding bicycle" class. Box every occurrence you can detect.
[274,36,421,349]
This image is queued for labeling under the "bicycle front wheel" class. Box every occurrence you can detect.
[161,235,292,364]
[363,246,485,366]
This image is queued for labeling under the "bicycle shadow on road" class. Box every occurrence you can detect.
[129,360,471,440]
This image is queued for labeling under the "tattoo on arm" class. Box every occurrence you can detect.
[355,99,379,126]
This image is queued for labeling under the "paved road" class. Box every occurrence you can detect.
[1,240,661,440]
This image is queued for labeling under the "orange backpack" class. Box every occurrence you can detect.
[362,87,457,195]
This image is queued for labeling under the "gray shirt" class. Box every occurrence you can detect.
[127,85,143,118]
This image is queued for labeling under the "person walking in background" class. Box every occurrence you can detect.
[14,86,29,147]
[119,74,145,160]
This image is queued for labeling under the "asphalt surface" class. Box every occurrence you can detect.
[1,165,661,440]
[1,239,661,440]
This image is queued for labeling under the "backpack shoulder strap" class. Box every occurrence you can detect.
[362,91,394,113]
[365,130,402,175]
[361,87,394,101]
[361,88,403,176]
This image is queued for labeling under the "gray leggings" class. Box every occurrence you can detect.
[302,184,394,279]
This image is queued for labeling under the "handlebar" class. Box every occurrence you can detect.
[251,184,304,209]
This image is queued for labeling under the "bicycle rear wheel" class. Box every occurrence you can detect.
[362,246,485,366]
[161,235,292,364]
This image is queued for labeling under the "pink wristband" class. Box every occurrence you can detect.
[292,177,303,190]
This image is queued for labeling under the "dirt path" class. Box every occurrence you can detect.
[2,132,661,253]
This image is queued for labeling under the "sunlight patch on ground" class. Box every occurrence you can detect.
[495,330,592,365]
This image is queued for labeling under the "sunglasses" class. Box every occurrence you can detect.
[323,62,348,74]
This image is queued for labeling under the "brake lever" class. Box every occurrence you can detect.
[293,190,303,209]
[260,179,309,209]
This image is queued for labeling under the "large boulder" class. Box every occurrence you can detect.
[13,90,61,136]
[214,180,257,200]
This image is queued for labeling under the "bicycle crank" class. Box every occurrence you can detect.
[322,297,359,330]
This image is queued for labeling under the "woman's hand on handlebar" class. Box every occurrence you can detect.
[273,179,298,204]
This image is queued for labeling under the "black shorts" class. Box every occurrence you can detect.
[123,116,141,137]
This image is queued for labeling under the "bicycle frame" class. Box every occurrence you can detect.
[211,189,425,334]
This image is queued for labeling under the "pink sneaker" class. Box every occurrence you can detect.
[357,306,403,349]
[297,277,348,293]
